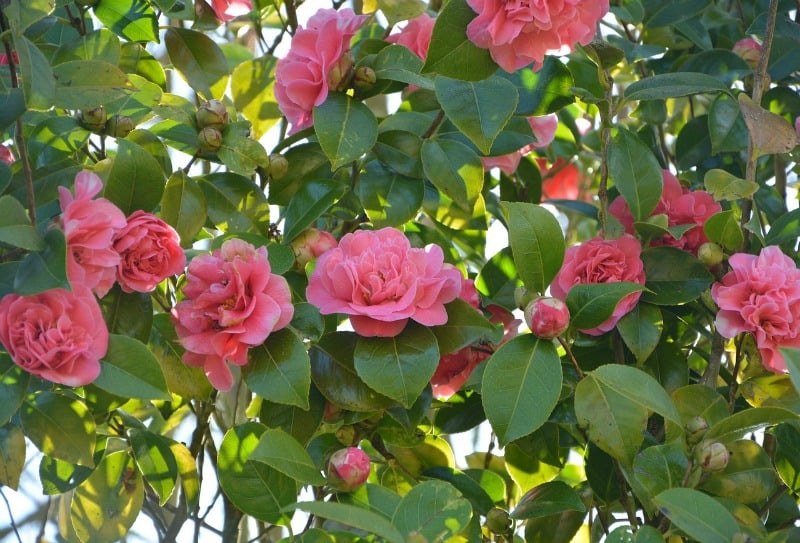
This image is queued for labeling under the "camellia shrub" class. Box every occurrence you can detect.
[3,0,800,541]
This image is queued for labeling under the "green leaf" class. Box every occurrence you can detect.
[258,388,325,445]
[500,56,575,116]
[624,72,730,102]
[52,60,132,109]
[232,55,281,139]
[511,481,586,520]
[392,480,473,542]
[289,501,404,542]
[309,332,396,413]
[357,161,424,228]
[575,364,681,464]
[101,138,166,214]
[165,27,229,100]
[704,210,744,251]
[0,89,26,132]
[482,335,562,446]
[52,29,121,66]
[218,422,297,524]
[28,117,91,168]
[422,467,495,515]
[95,334,171,401]
[94,0,158,42]
[13,35,55,110]
[630,440,689,511]
[99,285,153,343]
[14,229,69,295]
[374,130,424,178]
[475,247,523,309]
[5,0,53,32]
[608,127,663,221]
[374,44,434,91]
[217,133,269,176]
[676,115,712,170]
[128,429,179,506]
[421,138,483,212]
[365,0,427,24]
[0,195,43,250]
[244,329,311,409]
[0,424,25,490]
[766,209,800,247]
[354,324,439,408]
[200,172,271,236]
[0,354,29,426]
[421,0,497,81]
[606,525,665,543]
[249,428,326,486]
[20,391,95,466]
[654,488,740,543]
[641,246,712,305]
[170,441,200,512]
[708,94,749,155]
[501,202,564,294]
[160,171,207,247]
[313,93,378,170]
[71,451,144,543]
[616,303,662,363]
[150,314,213,401]
[432,298,503,356]
[703,168,759,201]
[700,439,776,503]
[704,406,798,445]
[282,179,348,242]
[120,42,166,88]
[435,76,517,155]
[565,282,646,332]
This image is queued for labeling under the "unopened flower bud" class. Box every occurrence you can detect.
[485,507,512,534]
[198,126,223,153]
[196,99,229,129]
[694,440,729,472]
[353,66,377,92]
[335,425,359,447]
[291,228,338,271]
[514,286,536,310]
[697,242,724,267]
[105,115,134,138]
[732,38,761,70]
[79,107,107,132]
[524,296,570,339]
[268,153,289,180]
[685,416,709,445]
[328,50,354,92]
[326,447,370,492]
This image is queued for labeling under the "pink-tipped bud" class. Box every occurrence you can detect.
[524,296,570,339]
[196,99,229,129]
[732,38,761,69]
[327,447,370,492]
[694,440,729,472]
[291,228,338,271]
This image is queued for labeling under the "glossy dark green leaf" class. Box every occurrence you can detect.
[772,423,800,493]
[165,27,229,99]
[14,229,69,295]
[374,44,434,91]
[52,29,121,66]
[52,60,132,109]
[766,209,800,247]
[217,133,269,176]
[101,139,166,214]
[95,334,171,401]
[708,94,749,155]
[704,210,744,251]
[105,75,163,124]
[565,282,645,331]
[641,246,712,305]
[268,143,330,206]
[231,55,281,139]
[258,387,325,446]
[149,313,213,401]
[13,34,55,110]
[500,56,574,116]
[0,423,24,490]
[249,428,326,486]
[244,329,311,409]
[704,407,798,445]
[700,439,776,503]
[421,138,483,212]
[20,391,95,466]
[0,195,43,250]
[523,510,585,543]
[502,201,564,294]
[128,429,179,506]
[606,525,665,543]
[631,441,689,510]
[170,441,200,512]
[94,0,158,42]
[616,303,662,363]
[374,130,424,178]
[200,172,271,236]
[432,297,502,355]
[4,0,53,32]
[608,127,662,221]
[475,247,523,309]
[0,89,26,132]
[392,480,472,541]
[119,42,166,89]
[624,72,730,102]
[160,171,207,247]
[314,93,378,170]
[0,354,29,427]
[282,179,348,243]
[289,501,403,542]
[28,116,91,168]
[99,285,153,343]
[511,481,586,519]
[357,161,424,227]
[354,324,439,408]
[482,335,562,446]
[654,488,739,543]
[423,467,495,515]
[421,0,497,81]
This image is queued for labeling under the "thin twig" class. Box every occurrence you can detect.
[0,488,23,543]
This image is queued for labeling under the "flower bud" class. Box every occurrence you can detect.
[79,107,107,132]
[697,242,724,267]
[268,153,289,180]
[353,66,377,92]
[196,99,229,129]
[685,416,709,445]
[291,228,338,271]
[485,507,512,534]
[335,425,359,447]
[694,440,729,472]
[326,447,370,492]
[328,50,354,92]
[198,126,223,153]
[524,296,570,339]
[732,38,761,69]
[105,115,134,138]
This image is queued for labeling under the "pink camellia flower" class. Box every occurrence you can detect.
[0,146,14,165]
[172,239,295,391]
[537,158,582,201]
[274,9,368,134]
[609,170,721,256]
[113,211,186,293]
[386,13,436,59]
[0,285,107,387]
[466,0,609,73]
[0,52,19,65]
[290,228,338,271]
[711,246,800,373]
[306,227,463,337]
[550,234,645,335]
[58,171,127,298]
[481,114,558,174]
[208,0,252,22]
[795,116,800,139]
[327,447,371,492]
[732,38,761,69]
[524,296,570,339]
